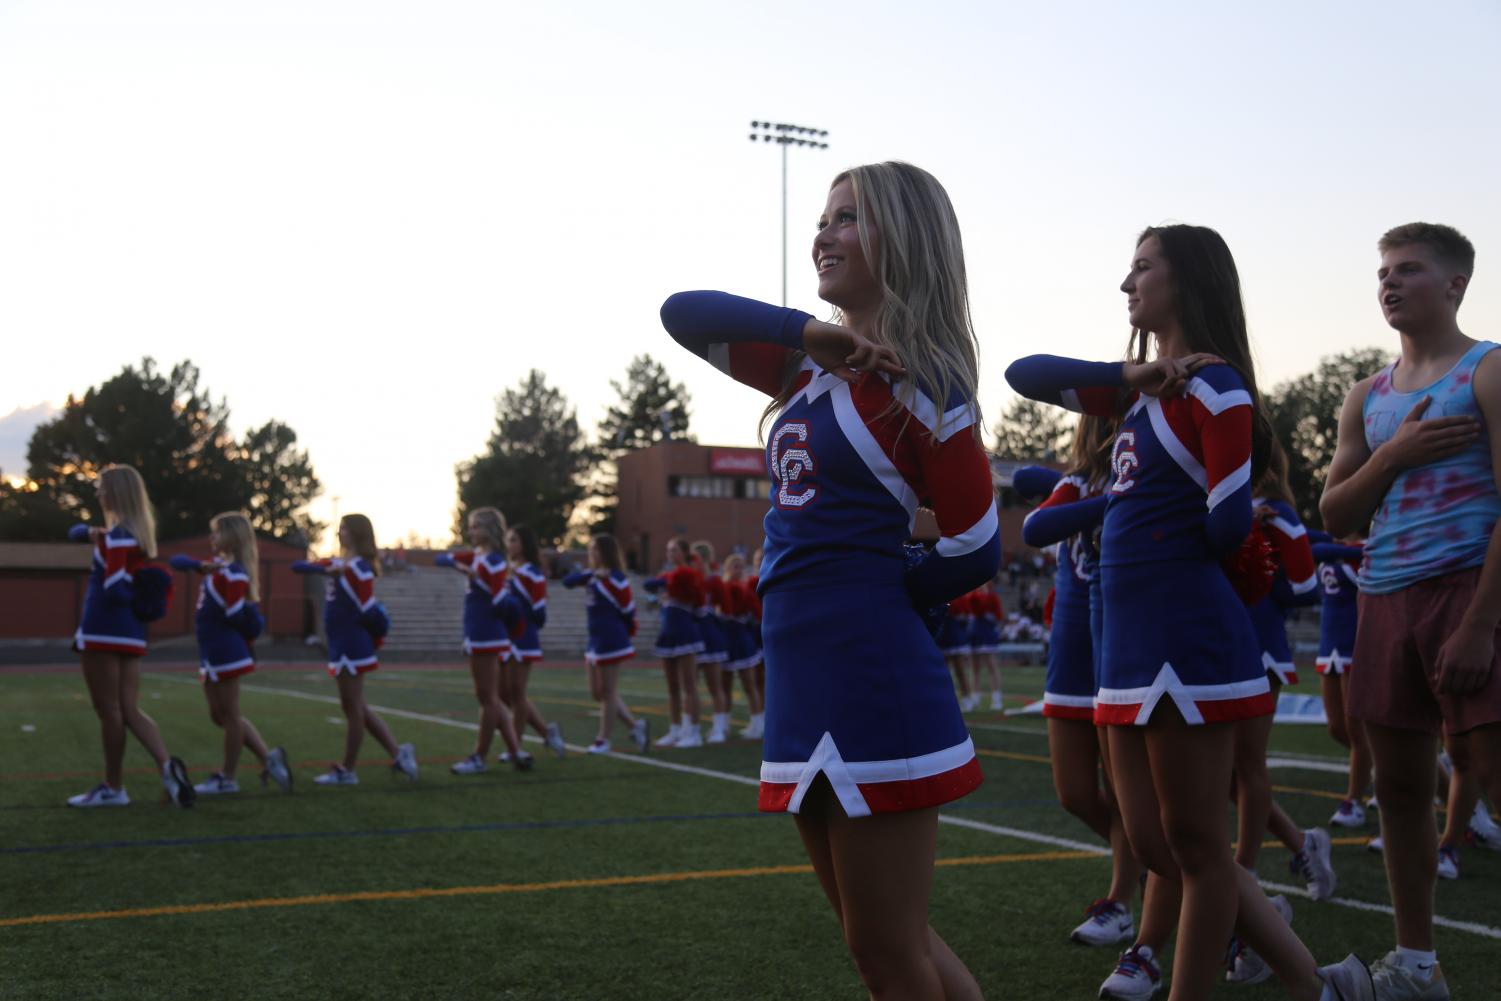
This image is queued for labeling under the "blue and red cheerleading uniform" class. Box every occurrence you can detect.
[1020,469,1110,721]
[722,578,764,671]
[1312,540,1362,676]
[563,570,636,666]
[503,562,548,663]
[662,290,1000,817]
[295,558,383,676]
[694,570,730,666]
[938,592,974,655]
[967,588,1005,655]
[184,559,263,681]
[436,550,511,656]
[71,524,150,655]
[643,564,707,658]
[1006,355,1274,726]
[1246,498,1318,686]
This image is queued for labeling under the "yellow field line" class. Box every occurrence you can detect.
[0,850,1098,930]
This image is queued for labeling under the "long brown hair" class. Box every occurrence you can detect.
[340,514,381,576]
[1256,439,1295,505]
[591,533,624,573]
[1129,224,1273,482]
[1066,415,1116,493]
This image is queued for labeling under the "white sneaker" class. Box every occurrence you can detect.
[587,739,612,755]
[1226,895,1292,985]
[1291,827,1337,900]
[1070,899,1133,946]
[990,691,1003,711]
[959,694,979,712]
[512,751,535,772]
[194,773,240,795]
[1367,835,1384,854]
[544,722,567,759]
[707,723,728,744]
[394,743,419,780]
[262,746,293,793]
[1436,845,1460,880]
[1317,954,1376,1001]
[496,750,512,763]
[1099,944,1161,1000]
[67,783,130,807]
[450,753,487,775]
[314,765,359,786]
[1330,799,1367,828]
[1369,950,1446,1000]
[676,726,704,748]
[1468,803,1501,851]
[630,718,650,752]
[654,723,681,748]
[739,714,764,740]
[162,756,196,808]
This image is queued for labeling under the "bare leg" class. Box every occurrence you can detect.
[1232,697,1276,871]
[468,654,511,758]
[662,658,683,723]
[1440,730,1478,849]
[1366,721,1440,951]
[1047,717,1111,840]
[676,655,700,724]
[116,656,170,768]
[702,662,729,715]
[80,652,128,789]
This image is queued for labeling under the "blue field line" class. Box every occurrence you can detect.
[2,810,775,856]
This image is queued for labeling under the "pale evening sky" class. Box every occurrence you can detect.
[2,0,1497,546]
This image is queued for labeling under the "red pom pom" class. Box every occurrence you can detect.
[1042,586,1056,630]
[1222,522,1277,605]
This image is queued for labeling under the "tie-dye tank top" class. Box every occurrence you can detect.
[1359,340,1500,594]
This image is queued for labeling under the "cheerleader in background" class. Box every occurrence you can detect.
[966,581,1004,712]
[720,553,766,739]
[748,544,766,710]
[293,514,417,786]
[563,534,649,754]
[1006,223,1370,1001]
[642,537,706,748]
[689,541,733,744]
[66,464,195,808]
[170,512,292,795]
[434,506,531,774]
[1310,534,1372,831]
[939,590,976,711]
[501,524,567,759]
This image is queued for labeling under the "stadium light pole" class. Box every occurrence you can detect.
[749,121,829,306]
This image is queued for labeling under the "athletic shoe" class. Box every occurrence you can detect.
[313,765,358,786]
[1318,954,1376,1001]
[706,722,728,744]
[654,723,681,748]
[162,756,196,808]
[450,753,487,775]
[1369,951,1448,1000]
[676,726,704,749]
[1099,944,1161,1000]
[959,694,980,713]
[989,691,1003,711]
[587,738,611,755]
[1467,802,1501,851]
[1225,895,1292,985]
[1071,899,1134,946]
[262,746,293,793]
[394,743,419,780]
[739,714,764,740]
[496,750,512,763]
[1366,795,1379,811]
[544,722,567,759]
[512,751,535,772]
[1330,799,1367,828]
[1367,836,1384,853]
[1436,845,1460,880]
[630,718,650,752]
[193,773,240,795]
[1291,827,1336,900]
[67,783,130,808]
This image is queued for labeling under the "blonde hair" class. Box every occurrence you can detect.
[98,465,158,557]
[764,162,981,441]
[722,553,745,581]
[468,506,507,554]
[340,514,381,576]
[210,511,261,601]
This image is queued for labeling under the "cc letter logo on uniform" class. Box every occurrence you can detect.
[770,421,818,508]
[1111,431,1139,494]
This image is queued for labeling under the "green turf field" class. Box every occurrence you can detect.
[3,660,1497,1000]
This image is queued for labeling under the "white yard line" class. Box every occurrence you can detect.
[172,676,1501,941]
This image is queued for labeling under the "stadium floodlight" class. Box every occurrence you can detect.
[748,121,831,306]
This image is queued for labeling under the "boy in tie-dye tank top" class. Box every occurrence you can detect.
[1322,222,1501,1001]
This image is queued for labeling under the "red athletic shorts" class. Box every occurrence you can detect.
[1348,567,1501,735]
